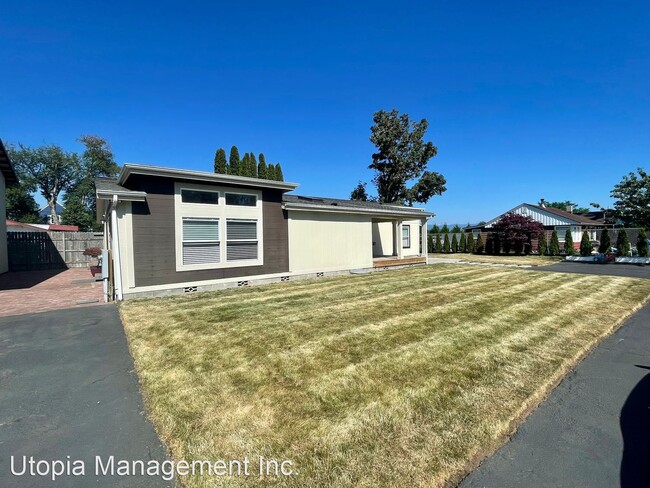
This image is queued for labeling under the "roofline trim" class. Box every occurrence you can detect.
[0,138,18,184]
[96,189,148,201]
[117,164,299,191]
[283,202,433,218]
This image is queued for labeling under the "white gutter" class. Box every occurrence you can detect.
[111,195,123,301]
[282,202,433,219]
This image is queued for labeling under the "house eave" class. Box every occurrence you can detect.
[283,202,433,219]
[117,163,299,192]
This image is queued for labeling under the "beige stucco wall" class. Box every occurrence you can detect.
[372,220,394,257]
[288,211,373,273]
[0,172,7,274]
[401,219,422,257]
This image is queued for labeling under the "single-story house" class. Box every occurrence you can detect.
[465,201,611,249]
[96,164,432,300]
[0,139,18,274]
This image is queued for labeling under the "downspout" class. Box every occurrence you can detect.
[111,195,124,301]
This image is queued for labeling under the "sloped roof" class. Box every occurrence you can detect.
[0,138,17,184]
[525,203,606,224]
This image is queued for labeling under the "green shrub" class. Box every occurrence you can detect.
[580,231,592,257]
[451,234,458,253]
[475,233,484,254]
[441,224,450,233]
[637,228,648,257]
[485,234,494,255]
[443,234,451,253]
[616,228,631,256]
[491,233,501,255]
[428,234,435,253]
[435,234,442,253]
[599,229,611,253]
[548,231,560,256]
[538,233,547,256]
[451,224,461,233]
[459,233,467,253]
[564,229,574,256]
[466,233,474,253]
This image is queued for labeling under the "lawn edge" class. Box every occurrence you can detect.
[448,291,650,488]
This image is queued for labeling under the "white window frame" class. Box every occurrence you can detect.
[174,182,264,271]
[180,187,220,205]
[225,192,258,207]
[402,225,411,249]
[226,219,259,262]
[181,218,221,266]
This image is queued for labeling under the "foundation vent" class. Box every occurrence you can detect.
[184,286,198,293]
[316,272,324,278]
[281,276,290,282]
[237,280,250,287]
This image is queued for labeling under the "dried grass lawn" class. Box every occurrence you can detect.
[433,254,563,266]
[120,265,650,487]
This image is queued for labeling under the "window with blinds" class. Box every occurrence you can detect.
[182,218,220,265]
[226,219,258,261]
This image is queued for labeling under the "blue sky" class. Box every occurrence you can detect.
[1,1,648,225]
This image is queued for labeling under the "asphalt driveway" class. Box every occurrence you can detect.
[461,301,650,487]
[0,305,170,487]
[540,261,650,279]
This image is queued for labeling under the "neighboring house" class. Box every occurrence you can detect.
[6,220,48,232]
[39,202,65,224]
[465,201,611,249]
[96,164,432,300]
[0,139,18,274]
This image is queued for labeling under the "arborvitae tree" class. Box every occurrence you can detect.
[637,228,648,257]
[599,229,611,253]
[475,233,484,254]
[428,234,435,253]
[538,233,548,256]
[266,164,276,181]
[492,233,501,255]
[564,229,574,255]
[435,234,442,253]
[548,230,560,256]
[214,148,227,174]
[443,233,450,253]
[502,237,511,255]
[258,154,268,179]
[275,163,284,181]
[580,231,592,256]
[441,224,450,233]
[431,224,440,233]
[451,234,458,253]
[466,233,474,253]
[229,146,241,175]
[459,233,467,253]
[451,224,461,233]
[616,228,631,256]
[249,153,258,178]
[485,233,494,255]
[239,153,250,177]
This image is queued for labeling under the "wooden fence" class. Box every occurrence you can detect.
[7,231,104,271]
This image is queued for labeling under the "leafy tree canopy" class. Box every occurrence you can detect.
[611,168,650,229]
[492,213,545,255]
[367,109,446,205]
[350,181,369,201]
[5,184,40,223]
[540,200,590,214]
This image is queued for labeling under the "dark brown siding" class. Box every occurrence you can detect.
[126,175,289,287]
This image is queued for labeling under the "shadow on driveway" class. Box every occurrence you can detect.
[0,305,170,487]
[620,365,650,487]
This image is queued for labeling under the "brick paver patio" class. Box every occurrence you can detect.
[0,268,104,317]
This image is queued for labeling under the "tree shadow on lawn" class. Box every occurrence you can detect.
[620,365,650,487]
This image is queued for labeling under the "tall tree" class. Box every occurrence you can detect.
[564,229,574,255]
[214,148,227,174]
[431,224,440,233]
[599,229,611,253]
[538,233,548,256]
[9,143,81,225]
[249,153,258,178]
[266,164,276,181]
[580,231,592,257]
[451,234,458,253]
[548,231,560,256]
[616,228,631,256]
[65,135,119,230]
[611,168,650,229]
[258,153,268,179]
[466,232,474,253]
[637,228,648,257]
[367,109,446,205]
[475,233,484,254]
[229,146,241,176]
[435,234,442,253]
[275,164,284,182]
[350,181,369,201]
[5,184,40,223]
[459,232,466,253]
